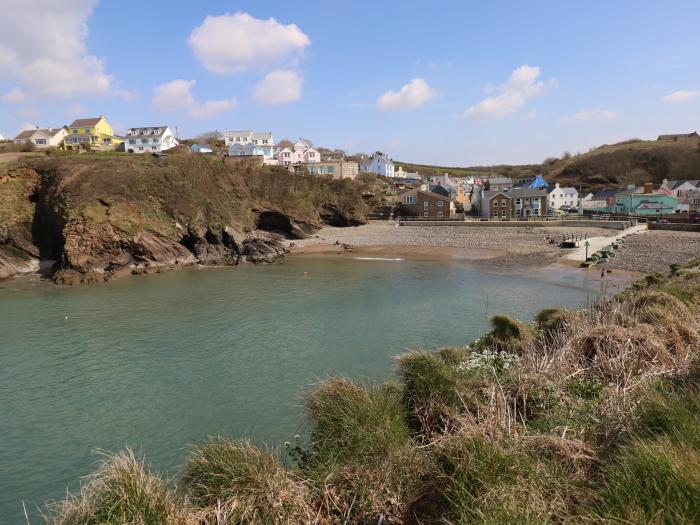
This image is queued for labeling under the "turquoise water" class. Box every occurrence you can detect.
[0,256,612,521]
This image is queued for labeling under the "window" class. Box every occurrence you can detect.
[284,152,290,158]
[263,140,268,144]
[128,139,135,145]
[84,129,90,134]
[35,138,47,145]
[423,201,429,210]
[405,195,416,204]
[423,211,429,217]
[437,211,444,217]
[72,129,78,134]
[437,200,443,206]
[493,200,498,207]
[501,210,507,217]
[309,152,315,158]
[501,199,507,207]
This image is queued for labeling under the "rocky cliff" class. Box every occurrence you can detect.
[0,153,371,284]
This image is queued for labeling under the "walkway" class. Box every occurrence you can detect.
[564,223,648,262]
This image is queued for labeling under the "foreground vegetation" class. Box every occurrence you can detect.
[43,259,700,524]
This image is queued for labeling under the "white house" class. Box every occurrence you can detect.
[223,130,273,148]
[13,126,68,148]
[395,166,421,181]
[360,152,395,177]
[548,183,579,209]
[125,126,178,153]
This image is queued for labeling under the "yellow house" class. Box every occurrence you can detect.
[62,115,124,151]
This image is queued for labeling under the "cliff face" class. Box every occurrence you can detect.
[0,153,370,283]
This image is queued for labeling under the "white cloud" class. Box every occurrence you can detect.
[0,87,26,103]
[0,0,130,100]
[566,109,618,121]
[16,122,38,134]
[376,78,436,111]
[188,12,310,75]
[464,65,545,120]
[17,107,42,119]
[252,70,302,105]
[662,89,700,103]
[152,80,236,119]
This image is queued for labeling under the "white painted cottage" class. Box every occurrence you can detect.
[548,183,579,209]
[125,126,178,153]
[360,152,395,178]
[13,126,68,148]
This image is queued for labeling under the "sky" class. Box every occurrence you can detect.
[0,0,699,165]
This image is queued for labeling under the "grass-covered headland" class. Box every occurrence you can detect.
[44,260,700,524]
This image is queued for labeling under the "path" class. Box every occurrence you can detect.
[564,223,648,262]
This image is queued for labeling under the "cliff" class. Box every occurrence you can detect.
[0,152,371,283]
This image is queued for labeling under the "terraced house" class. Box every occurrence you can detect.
[62,116,124,151]
[125,126,178,154]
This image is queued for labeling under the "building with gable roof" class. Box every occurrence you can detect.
[125,126,178,153]
[14,126,68,148]
[62,115,123,150]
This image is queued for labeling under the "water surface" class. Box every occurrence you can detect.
[0,256,614,521]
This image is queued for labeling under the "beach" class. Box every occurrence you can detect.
[290,223,700,274]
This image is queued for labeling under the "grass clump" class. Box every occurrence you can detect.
[43,449,190,525]
[181,437,314,525]
[302,377,422,523]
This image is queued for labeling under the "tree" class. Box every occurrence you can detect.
[196,130,223,147]
[277,138,293,149]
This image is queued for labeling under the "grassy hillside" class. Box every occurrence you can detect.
[544,138,700,191]
[400,137,700,192]
[43,259,700,524]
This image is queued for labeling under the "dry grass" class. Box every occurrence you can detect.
[43,450,191,525]
[181,437,315,525]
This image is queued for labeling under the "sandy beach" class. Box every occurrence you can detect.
[290,223,619,268]
[289,223,700,275]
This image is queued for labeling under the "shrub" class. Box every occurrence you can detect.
[484,314,533,353]
[535,307,573,334]
[181,437,314,524]
[43,450,190,525]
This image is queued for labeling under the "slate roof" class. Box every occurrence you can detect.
[507,188,548,198]
[663,180,700,190]
[126,126,169,139]
[68,117,103,127]
[635,201,675,210]
[14,127,66,140]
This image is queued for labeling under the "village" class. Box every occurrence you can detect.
[8,116,700,224]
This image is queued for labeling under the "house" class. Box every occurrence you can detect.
[484,176,512,191]
[481,188,548,219]
[614,183,678,215]
[658,132,699,141]
[303,161,359,180]
[660,179,700,197]
[292,139,320,164]
[13,126,68,148]
[191,144,213,154]
[360,152,395,178]
[223,130,274,148]
[62,116,123,151]
[229,142,276,160]
[394,166,421,181]
[548,183,579,210]
[125,126,178,153]
[514,174,550,190]
[399,188,455,218]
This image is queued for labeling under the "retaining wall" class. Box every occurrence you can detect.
[648,223,700,232]
[399,220,630,230]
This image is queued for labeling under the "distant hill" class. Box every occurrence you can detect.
[399,136,700,192]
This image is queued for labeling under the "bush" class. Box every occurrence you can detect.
[43,450,190,525]
[181,437,314,524]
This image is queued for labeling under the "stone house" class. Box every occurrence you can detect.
[399,188,455,218]
[481,188,548,218]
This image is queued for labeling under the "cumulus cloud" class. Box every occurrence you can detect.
[0,0,132,100]
[566,109,618,121]
[152,80,236,119]
[376,78,436,111]
[464,65,545,120]
[253,70,302,105]
[188,12,310,75]
[662,89,700,103]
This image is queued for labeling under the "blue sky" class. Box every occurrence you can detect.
[1,0,699,165]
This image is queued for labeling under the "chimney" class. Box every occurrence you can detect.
[644,182,653,194]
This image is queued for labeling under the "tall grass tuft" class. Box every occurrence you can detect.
[302,377,423,523]
[43,449,191,525]
[181,437,314,525]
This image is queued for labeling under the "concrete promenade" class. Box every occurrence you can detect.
[564,223,648,262]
